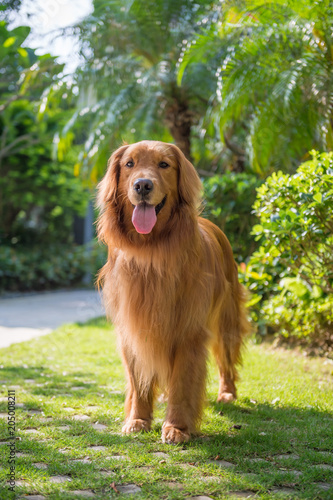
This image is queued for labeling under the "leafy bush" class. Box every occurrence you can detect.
[0,21,88,247]
[203,172,263,262]
[244,151,333,353]
[0,241,106,292]
[0,130,88,246]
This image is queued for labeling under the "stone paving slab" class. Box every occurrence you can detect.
[271,487,298,496]
[91,423,107,430]
[72,491,95,497]
[230,492,256,498]
[278,470,302,477]
[208,459,235,468]
[274,454,300,460]
[248,458,267,463]
[33,463,48,470]
[315,464,333,471]
[19,496,46,500]
[152,451,168,458]
[49,475,72,483]
[315,482,333,491]
[166,482,184,490]
[201,476,219,483]
[99,470,116,477]
[117,484,141,494]
[186,496,214,500]
[73,415,90,421]
[89,445,108,451]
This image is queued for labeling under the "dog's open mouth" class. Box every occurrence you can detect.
[132,195,167,234]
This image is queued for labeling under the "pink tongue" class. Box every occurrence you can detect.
[132,203,157,234]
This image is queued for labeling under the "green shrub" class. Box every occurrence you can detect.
[244,151,333,352]
[0,21,89,247]
[0,240,106,292]
[203,173,263,262]
[0,97,89,246]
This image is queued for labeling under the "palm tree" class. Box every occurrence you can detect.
[58,0,216,181]
[179,0,333,175]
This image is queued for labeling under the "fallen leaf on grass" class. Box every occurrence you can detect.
[110,482,119,494]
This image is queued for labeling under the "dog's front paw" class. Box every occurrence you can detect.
[217,392,236,403]
[162,423,190,444]
[122,419,150,434]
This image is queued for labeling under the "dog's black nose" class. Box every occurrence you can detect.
[133,178,154,197]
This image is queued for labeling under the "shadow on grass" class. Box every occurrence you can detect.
[0,388,332,498]
[0,321,332,498]
[0,365,125,411]
[1,364,332,455]
[190,399,333,463]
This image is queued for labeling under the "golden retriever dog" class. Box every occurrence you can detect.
[97,140,250,444]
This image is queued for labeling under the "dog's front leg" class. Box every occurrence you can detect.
[121,347,155,434]
[162,335,207,444]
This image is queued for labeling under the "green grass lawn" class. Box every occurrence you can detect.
[0,317,332,499]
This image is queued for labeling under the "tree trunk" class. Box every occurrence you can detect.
[223,131,246,172]
[165,105,192,160]
[164,85,194,160]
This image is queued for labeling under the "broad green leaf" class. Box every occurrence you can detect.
[280,277,308,297]
[252,224,263,234]
[312,285,323,299]
[17,47,28,57]
[3,36,16,47]
[246,294,262,307]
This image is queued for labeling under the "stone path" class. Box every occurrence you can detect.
[6,407,332,499]
[2,400,333,498]
[0,289,104,348]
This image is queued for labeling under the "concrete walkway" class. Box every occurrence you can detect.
[0,289,105,348]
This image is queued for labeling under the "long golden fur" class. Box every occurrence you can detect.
[97,140,250,444]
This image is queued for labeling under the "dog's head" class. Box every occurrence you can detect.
[97,140,202,243]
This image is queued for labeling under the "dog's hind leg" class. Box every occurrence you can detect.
[213,335,241,403]
[213,284,249,403]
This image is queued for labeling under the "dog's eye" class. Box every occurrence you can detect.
[159,161,169,169]
[125,160,134,168]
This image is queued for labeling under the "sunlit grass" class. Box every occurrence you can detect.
[0,317,332,499]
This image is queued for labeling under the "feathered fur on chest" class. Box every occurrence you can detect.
[101,246,213,343]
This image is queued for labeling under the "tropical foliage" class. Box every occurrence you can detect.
[203,173,262,261]
[179,0,333,174]
[52,0,224,182]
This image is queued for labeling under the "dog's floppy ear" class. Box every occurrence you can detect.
[96,144,129,210]
[171,144,202,209]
